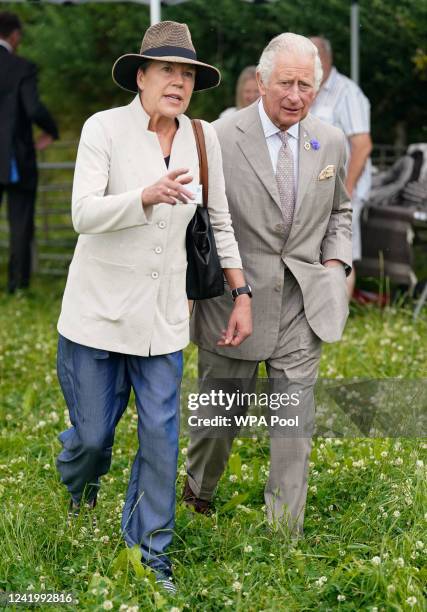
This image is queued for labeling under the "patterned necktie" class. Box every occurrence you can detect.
[276,131,295,240]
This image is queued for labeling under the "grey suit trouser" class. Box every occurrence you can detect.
[186,269,322,535]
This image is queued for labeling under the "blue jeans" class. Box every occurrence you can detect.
[56,334,183,576]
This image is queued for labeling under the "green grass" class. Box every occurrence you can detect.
[0,275,426,611]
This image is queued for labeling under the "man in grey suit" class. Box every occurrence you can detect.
[184,33,352,536]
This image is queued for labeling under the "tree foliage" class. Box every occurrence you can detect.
[5,0,427,143]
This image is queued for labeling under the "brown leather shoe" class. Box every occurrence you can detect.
[182,478,213,515]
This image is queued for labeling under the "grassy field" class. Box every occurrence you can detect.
[0,274,426,611]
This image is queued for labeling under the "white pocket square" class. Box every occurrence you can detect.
[318,165,336,180]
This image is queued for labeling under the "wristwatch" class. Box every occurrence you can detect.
[231,284,253,301]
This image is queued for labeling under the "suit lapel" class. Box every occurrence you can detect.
[296,114,318,211]
[236,104,281,210]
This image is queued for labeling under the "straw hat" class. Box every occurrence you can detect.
[112,21,221,93]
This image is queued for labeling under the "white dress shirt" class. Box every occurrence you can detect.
[258,98,299,195]
[0,39,12,53]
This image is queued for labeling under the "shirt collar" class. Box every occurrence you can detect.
[258,98,299,140]
[0,39,12,53]
[321,66,338,91]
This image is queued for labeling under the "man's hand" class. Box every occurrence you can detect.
[35,132,54,151]
[217,294,252,347]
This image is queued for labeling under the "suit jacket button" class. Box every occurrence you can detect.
[151,271,159,279]
[158,221,166,229]
[275,223,285,233]
[155,246,162,254]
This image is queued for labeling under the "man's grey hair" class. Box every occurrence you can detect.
[257,33,323,91]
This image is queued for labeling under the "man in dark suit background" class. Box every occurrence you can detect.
[0,11,58,293]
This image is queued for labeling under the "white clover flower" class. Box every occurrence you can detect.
[100,535,110,544]
[371,556,382,566]
[394,457,403,466]
[310,485,317,494]
[337,594,346,601]
[244,545,253,553]
[380,451,388,458]
[415,460,424,468]
[406,596,417,607]
[102,602,113,611]
[314,576,327,587]
[49,411,59,423]
[393,510,401,518]
[229,474,238,483]
[170,608,181,612]
[119,605,128,611]
[394,557,404,568]
[201,589,208,596]
[43,464,50,470]
[387,584,396,593]
[232,581,242,592]
[415,540,424,549]
[181,447,188,455]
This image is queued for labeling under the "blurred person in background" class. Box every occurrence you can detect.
[310,36,372,297]
[219,65,259,118]
[0,11,58,294]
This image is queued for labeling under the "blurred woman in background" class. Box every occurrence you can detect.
[219,65,259,118]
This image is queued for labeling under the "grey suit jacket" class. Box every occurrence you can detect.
[191,101,352,360]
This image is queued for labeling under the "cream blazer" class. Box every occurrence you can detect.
[58,95,242,356]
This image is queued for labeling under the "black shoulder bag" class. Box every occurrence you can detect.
[185,119,224,300]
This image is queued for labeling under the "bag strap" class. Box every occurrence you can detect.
[191,119,208,208]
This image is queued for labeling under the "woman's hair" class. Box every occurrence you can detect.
[235,65,257,108]
[136,60,154,92]
[257,33,323,91]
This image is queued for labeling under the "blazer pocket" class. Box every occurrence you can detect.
[166,265,189,325]
[326,265,348,307]
[84,257,135,322]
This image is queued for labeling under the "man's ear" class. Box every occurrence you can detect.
[256,71,266,96]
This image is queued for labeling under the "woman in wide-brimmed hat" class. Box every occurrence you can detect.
[55,21,252,593]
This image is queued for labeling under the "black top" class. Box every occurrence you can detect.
[164,155,170,168]
[0,46,58,188]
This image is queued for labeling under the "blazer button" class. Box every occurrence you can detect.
[158,221,166,229]
[275,223,285,233]
[151,271,159,279]
[155,246,162,254]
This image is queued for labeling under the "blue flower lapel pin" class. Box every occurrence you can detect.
[304,138,320,151]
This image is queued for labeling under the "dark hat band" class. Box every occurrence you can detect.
[143,46,197,61]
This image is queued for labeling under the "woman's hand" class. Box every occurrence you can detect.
[141,168,195,207]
